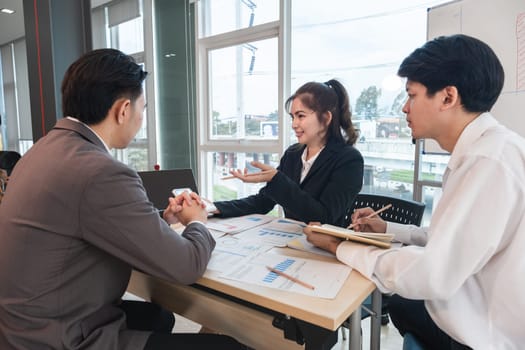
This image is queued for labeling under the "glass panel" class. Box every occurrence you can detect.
[421,185,443,227]
[204,151,280,202]
[154,0,198,172]
[358,141,416,199]
[199,0,279,38]
[209,38,278,140]
[420,152,448,183]
[291,0,450,200]
[101,5,148,171]
[111,13,144,54]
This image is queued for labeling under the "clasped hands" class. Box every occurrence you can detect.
[163,191,208,226]
[303,207,388,254]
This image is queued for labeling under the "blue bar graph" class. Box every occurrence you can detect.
[263,259,294,283]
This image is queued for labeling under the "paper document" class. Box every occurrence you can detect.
[207,235,273,272]
[170,223,226,240]
[234,220,303,247]
[220,252,351,299]
[206,214,273,234]
[264,218,306,234]
[287,235,335,257]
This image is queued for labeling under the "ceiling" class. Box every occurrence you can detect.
[0,0,25,46]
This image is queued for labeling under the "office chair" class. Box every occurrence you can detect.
[349,193,426,227]
[341,193,425,340]
[138,168,199,216]
[403,332,425,350]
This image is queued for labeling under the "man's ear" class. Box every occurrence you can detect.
[113,98,131,124]
[441,86,459,109]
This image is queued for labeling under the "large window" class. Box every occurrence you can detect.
[196,0,286,210]
[0,39,32,155]
[91,0,152,171]
[197,0,450,225]
[289,0,450,224]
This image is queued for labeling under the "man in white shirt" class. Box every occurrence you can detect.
[304,34,525,349]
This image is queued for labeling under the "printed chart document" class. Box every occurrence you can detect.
[220,252,351,299]
[287,235,335,257]
[170,222,226,240]
[307,224,394,249]
[234,218,305,247]
[207,235,273,272]
[206,214,272,234]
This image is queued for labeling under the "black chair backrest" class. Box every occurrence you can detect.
[349,193,425,227]
[0,151,22,176]
[138,169,198,211]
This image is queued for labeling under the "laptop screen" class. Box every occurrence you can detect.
[138,169,198,210]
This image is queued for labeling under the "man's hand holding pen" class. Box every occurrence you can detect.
[303,203,391,253]
[350,207,387,233]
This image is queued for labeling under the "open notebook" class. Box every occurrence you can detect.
[307,224,394,249]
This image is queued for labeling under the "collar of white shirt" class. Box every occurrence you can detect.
[300,146,325,182]
[447,112,498,173]
[66,116,111,154]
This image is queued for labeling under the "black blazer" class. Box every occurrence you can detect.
[215,140,363,226]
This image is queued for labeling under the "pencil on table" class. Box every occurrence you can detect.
[265,266,315,290]
[347,203,392,229]
[221,170,273,180]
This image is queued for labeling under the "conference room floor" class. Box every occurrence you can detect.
[124,292,404,349]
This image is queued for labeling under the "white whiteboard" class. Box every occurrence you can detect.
[424,0,525,154]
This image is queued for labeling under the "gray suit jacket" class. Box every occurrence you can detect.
[0,118,215,349]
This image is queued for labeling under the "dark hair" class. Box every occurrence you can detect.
[0,151,21,176]
[398,34,504,113]
[284,79,358,145]
[61,48,148,125]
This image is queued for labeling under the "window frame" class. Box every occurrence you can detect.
[195,0,291,200]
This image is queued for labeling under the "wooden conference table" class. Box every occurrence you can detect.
[127,242,382,350]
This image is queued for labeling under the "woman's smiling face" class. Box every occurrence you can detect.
[289,96,328,148]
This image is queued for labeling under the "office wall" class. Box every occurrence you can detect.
[424,0,525,154]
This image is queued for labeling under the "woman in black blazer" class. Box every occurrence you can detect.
[213,79,364,227]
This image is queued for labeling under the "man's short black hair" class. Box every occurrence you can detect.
[398,34,504,113]
[61,48,148,125]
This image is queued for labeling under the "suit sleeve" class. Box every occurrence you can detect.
[262,146,363,226]
[79,160,215,285]
[214,192,276,218]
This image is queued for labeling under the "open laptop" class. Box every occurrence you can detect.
[138,169,198,211]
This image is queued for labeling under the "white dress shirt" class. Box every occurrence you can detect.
[336,113,525,349]
[300,146,324,183]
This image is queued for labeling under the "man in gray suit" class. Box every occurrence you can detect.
[0,49,247,349]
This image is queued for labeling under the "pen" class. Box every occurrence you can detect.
[221,170,273,180]
[347,203,392,229]
[265,266,315,290]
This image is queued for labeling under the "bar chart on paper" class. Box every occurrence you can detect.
[263,259,294,284]
[234,219,304,246]
[220,253,351,299]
